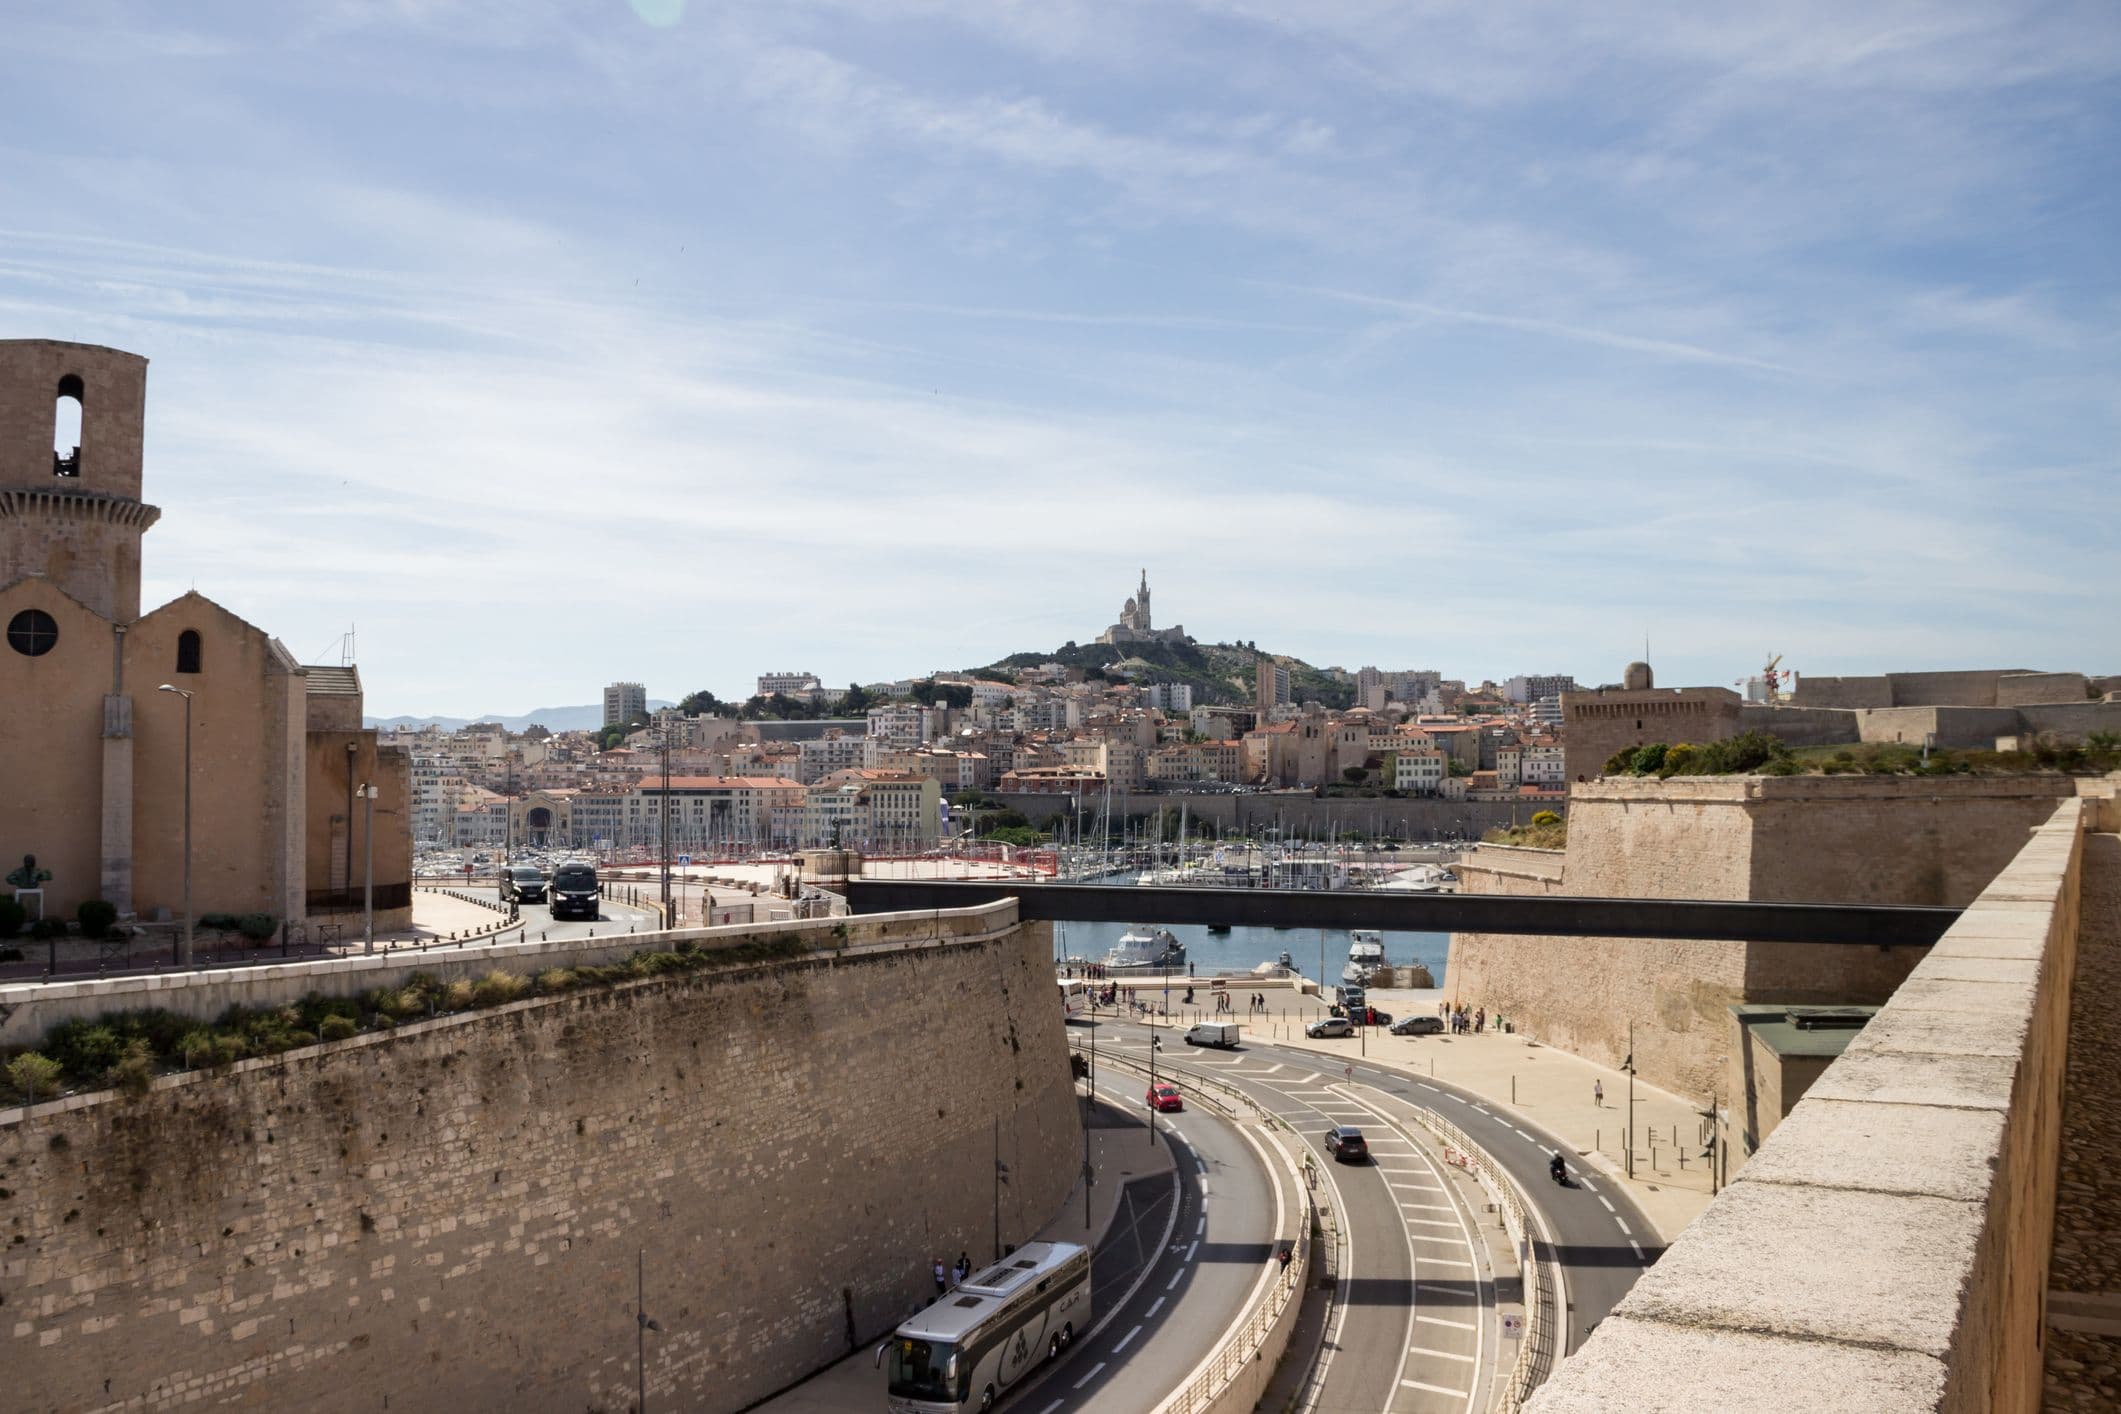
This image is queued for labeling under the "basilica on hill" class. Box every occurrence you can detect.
[1097,569,1192,648]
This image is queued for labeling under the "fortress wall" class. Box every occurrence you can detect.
[1527,799,2091,1414]
[1883,669,2017,707]
[1790,674,1890,709]
[1447,777,2077,1099]
[2014,699,2121,739]
[1737,703,1860,747]
[0,912,1081,1414]
[1996,671,2089,707]
[1854,705,2021,748]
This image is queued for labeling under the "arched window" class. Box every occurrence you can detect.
[176,629,202,674]
[53,375,83,478]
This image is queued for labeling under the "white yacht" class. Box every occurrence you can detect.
[1342,930,1386,985]
[1104,926,1185,971]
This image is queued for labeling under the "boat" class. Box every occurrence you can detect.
[1205,924,1231,935]
[1342,929,1386,986]
[1385,864,1452,893]
[1104,925,1185,971]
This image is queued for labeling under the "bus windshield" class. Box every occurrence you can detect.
[886,1338,956,1402]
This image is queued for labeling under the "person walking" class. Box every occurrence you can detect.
[955,1252,971,1286]
[1594,1078,1604,1108]
[933,1257,947,1296]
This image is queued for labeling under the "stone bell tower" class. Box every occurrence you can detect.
[0,339,161,621]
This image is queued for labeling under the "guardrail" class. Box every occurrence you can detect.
[1399,1100,1556,1411]
[1090,1045,1314,1414]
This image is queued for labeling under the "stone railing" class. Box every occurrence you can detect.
[1527,794,2100,1413]
[0,900,1020,1050]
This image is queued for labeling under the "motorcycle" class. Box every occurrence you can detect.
[1549,1154,1568,1186]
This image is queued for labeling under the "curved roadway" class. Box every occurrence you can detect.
[1098,1022,1662,1410]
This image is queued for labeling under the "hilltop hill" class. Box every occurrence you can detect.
[975,639,1354,709]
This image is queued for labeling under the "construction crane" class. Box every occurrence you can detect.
[1736,654,1793,703]
[1762,653,1784,698]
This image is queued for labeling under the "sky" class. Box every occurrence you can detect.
[3,1,2116,717]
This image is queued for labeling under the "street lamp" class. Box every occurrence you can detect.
[156,685,194,967]
[1147,1033,1162,1147]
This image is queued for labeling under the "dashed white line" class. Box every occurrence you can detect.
[1400,1202,1454,1213]
[1513,1128,1535,1141]
[1195,1216,1205,1237]
[1112,1324,1143,1354]
[1196,1158,1208,1175]
[1416,1281,1461,1295]
[1403,1377,1469,1396]
[1630,1240,1646,1259]
[1145,1296,1166,1318]
[1417,1082,1440,1092]
[1615,1217,1632,1236]
[1409,1233,1474,1247]
[1166,1269,1184,1292]
[1597,1196,1616,1212]
[1184,1240,1198,1261]
[1416,1257,1476,1269]
[1403,1218,1462,1230]
[1072,1361,1106,1390]
[1040,1400,1063,1414]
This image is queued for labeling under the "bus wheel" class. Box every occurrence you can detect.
[1048,1334,1061,1362]
[1061,1322,1074,1348]
[979,1384,996,1411]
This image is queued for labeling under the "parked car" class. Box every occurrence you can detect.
[1390,1015,1446,1036]
[1306,1017,1353,1039]
[499,865,546,904]
[1147,1082,1184,1113]
[1324,1126,1369,1163]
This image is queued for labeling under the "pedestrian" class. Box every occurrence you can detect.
[955,1252,971,1285]
[1594,1078,1604,1108]
[1476,1007,1486,1033]
[933,1258,947,1296]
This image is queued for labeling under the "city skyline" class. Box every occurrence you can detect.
[4,2,2116,718]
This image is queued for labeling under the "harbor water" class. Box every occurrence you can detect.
[1055,920,1449,988]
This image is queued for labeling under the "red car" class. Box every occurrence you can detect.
[1147,1082,1184,1113]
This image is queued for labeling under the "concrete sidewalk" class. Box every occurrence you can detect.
[754,1093,1174,1414]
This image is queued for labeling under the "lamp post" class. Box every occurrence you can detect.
[156,685,194,967]
[1147,1033,1161,1147]
[358,783,379,953]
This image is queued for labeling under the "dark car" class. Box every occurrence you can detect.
[1325,1127,1369,1163]
[548,861,600,920]
[1391,1015,1446,1037]
[499,865,546,904]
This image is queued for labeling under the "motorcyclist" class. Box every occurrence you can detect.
[1549,1153,1567,1184]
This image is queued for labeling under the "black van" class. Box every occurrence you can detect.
[549,861,600,920]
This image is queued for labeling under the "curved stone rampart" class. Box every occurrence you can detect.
[0,903,1080,1412]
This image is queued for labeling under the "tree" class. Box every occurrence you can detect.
[678,688,729,717]
[841,682,873,714]
[1341,766,1368,784]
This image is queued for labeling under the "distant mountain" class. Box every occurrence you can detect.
[365,701,673,733]
[974,640,1354,709]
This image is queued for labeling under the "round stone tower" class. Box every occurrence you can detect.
[1623,660,1655,691]
[0,340,161,621]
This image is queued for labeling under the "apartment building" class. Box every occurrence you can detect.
[603,681,647,728]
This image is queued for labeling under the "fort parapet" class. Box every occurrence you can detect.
[0,902,1080,1412]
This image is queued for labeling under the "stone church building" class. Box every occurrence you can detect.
[0,339,410,936]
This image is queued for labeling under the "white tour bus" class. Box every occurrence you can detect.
[882,1241,1092,1412]
[1059,979,1089,1020]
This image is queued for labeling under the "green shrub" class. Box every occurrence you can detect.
[318,1015,360,1042]
[28,917,66,941]
[6,1051,64,1102]
[0,895,24,938]
[471,970,528,1006]
[1530,810,1561,827]
[442,979,477,1011]
[44,1021,125,1080]
[105,1039,157,1097]
[1628,743,1668,773]
[75,899,119,939]
[237,913,278,942]
[534,968,575,993]
[199,912,240,932]
[1658,743,1699,777]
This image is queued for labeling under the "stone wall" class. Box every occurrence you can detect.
[1527,795,2097,1414]
[1447,776,2078,1099]
[0,907,1081,1413]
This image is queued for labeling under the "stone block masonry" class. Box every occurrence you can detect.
[0,909,1081,1412]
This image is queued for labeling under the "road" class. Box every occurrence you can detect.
[1102,1024,1663,1410]
[457,886,659,943]
[1011,1061,1287,1414]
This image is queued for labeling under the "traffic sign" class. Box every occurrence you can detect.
[1501,1313,1523,1339]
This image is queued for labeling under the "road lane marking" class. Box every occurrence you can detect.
[1416,1257,1476,1269]
[1403,1378,1469,1396]
[1418,1314,1476,1331]
[1615,1217,1632,1235]
[1401,1202,1454,1213]
[1167,1269,1184,1291]
[1598,1196,1615,1212]
[1416,1282,1462,1294]
[1196,1158,1209,1174]
[1184,1240,1198,1260]
[1418,1082,1440,1091]
[1404,1218,1462,1230]
[1410,1234,1473,1247]
[1073,1361,1106,1389]
[1408,1345,1477,1363]
[1040,1401,1062,1414]
[1630,1240,1645,1259]
[1146,1296,1166,1318]
[1195,1216,1205,1237]
[1112,1324,1143,1353]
